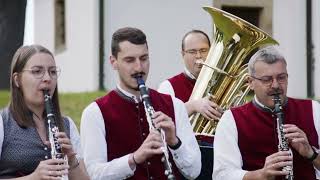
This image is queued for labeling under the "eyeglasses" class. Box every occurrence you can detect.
[22,66,61,79]
[184,48,209,56]
[251,73,288,86]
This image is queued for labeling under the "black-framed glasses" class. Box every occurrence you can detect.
[22,66,61,80]
[184,48,209,56]
[251,73,288,86]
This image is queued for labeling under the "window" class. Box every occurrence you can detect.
[54,0,66,53]
[222,6,262,27]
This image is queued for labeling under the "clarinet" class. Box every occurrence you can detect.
[43,90,68,180]
[135,76,176,180]
[273,94,294,180]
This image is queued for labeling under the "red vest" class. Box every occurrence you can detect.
[168,73,213,145]
[168,73,195,103]
[96,89,181,180]
[231,98,318,180]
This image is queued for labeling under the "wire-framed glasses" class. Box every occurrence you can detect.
[184,48,209,56]
[251,73,288,86]
[22,66,61,79]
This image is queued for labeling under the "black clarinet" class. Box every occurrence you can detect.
[43,90,64,160]
[135,76,176,180]
[273,94,294,180]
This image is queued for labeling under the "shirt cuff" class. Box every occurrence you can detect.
[120,154,135,179]
[168,137,182,150]
[168,140,187,162]
[316,168,320,179]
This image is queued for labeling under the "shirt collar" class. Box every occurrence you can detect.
[253,95,288,113]
[253,95,273,112]
[116,85,140,103]
[184,68,197,80]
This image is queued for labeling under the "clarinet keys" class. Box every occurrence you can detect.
[273,94,294,180]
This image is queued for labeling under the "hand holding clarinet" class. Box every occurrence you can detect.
[132,74,177,180]
[28,90,79,180]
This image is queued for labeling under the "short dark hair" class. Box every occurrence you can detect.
[111,27,147,58]
[9,44,64,130]
[181,29,211,51]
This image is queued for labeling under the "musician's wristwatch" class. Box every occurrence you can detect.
[307,146,319,162]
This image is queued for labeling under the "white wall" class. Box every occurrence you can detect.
[24,0,99,92]
[56,0,99,92]
[273,0,307,98]
[313,0,320,98]
[24,0,35,45]
[32,0,55,50]
[104,0,213,90]
[24,0,319,96]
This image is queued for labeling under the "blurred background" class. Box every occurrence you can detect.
[1,0,319,126]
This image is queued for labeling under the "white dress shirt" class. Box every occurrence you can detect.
[158,68,196,97]
[212,97,320,179]
[80,86,201,180]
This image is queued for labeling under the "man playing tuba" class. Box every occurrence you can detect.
[158,29,223,180]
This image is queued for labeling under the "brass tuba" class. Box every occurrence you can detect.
[189,7,279,136]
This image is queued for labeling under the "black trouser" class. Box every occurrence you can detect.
[197,144,213,180]
[181,142,213,180]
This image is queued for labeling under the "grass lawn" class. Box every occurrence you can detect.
[0,91,10,108]
[0,90,106,129]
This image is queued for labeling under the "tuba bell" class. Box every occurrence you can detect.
[189,7,279,136]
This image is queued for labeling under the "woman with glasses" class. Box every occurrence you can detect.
[213,46,320,180]
[0,45,89,180]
